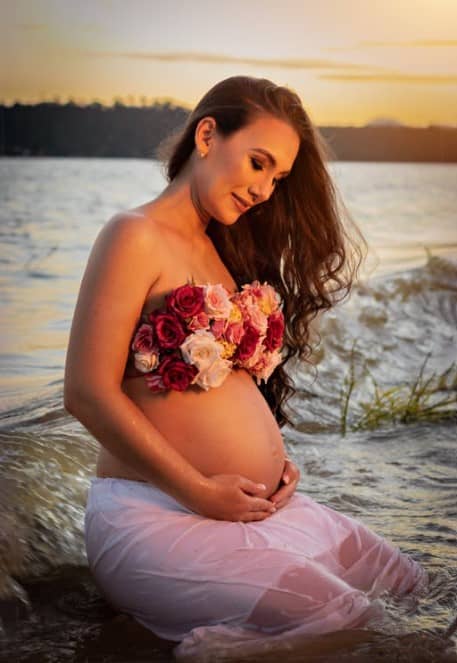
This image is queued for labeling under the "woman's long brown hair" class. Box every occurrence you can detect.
[156,75,367,427]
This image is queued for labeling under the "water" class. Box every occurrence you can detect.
[0,158,456,661]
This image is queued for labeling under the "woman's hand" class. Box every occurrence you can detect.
[269,458,300,510]
[189,474,277,522]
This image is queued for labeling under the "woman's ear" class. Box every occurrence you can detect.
[195,116,217,154]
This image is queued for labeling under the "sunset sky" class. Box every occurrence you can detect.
[2,0,456,126]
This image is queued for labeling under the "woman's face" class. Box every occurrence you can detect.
[195,114,300,224]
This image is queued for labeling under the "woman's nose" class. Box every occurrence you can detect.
[249,180,273,204]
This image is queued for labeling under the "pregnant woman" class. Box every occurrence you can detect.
[64,75,427,656]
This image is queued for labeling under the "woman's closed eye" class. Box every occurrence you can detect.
[250,157,264,172]
[250,157,278,187]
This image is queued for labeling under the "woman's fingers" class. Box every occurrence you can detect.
[270,498,288,510]
[238,477,276,512]
[238,477,267,495]
[270,484,290,503]
[282,459,300,485]
[243,510,274,522]
[251,497,276,513]
[203,475,279,521]
[268,458,300,507]
[270,479,297,506]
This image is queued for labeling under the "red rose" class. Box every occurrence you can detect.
[131,322,155,352]
[157,355,198,391]
[148,311,187,349]
[166,284,205,319]
[234,324,260,362]
[264,311,284,351]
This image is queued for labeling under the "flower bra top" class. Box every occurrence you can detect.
[124,279,285,393]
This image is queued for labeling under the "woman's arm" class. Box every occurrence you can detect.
[64,214,275,521]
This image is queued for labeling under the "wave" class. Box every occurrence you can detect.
[291,254,457,431]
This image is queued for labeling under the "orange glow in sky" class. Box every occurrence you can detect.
[1,0,456,127]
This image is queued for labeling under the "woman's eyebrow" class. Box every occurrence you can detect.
[253,148,291,176]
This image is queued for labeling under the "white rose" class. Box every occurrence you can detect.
[195,357,233,391]
[180,330,222,372]
[134,350,159,373]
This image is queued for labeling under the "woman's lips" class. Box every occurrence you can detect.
[231,193,249,212]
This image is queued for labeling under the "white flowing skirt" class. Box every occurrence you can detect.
[84,477,427,654]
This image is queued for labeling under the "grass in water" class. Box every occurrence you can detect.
[340,338,358,436]
[340,349,457,435]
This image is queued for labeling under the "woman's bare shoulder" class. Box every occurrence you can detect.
[102,206,163,243]
[96,206,168,265]
[75,207,168,306]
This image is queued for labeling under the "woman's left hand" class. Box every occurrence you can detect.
[269,457,300,510]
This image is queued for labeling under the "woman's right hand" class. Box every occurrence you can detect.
[189,474,276,522]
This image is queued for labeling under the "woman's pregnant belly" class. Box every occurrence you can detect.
[96,368,286,498]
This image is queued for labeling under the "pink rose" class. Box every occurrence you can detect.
[131,323,155,352]
[244,305,268,335]
[264,311,285,351]
[145,372,166,392]
[259,282,281,314]
[165,284,205,319]
[233,289,256,314]
[204,284,232,319]
[188,311,210,331]
[225,321,245,344]
[250,349,283,385]
[149,311,187,350]
[241,337,265,369]
[210,318,227,340]
[157,355,198,391]
[244,280,263,299]
[234,324,260,362]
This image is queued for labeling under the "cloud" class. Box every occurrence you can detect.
[84,49,377,71]
[83,49,456,84]
[320,73,457,84]
[359,40,457,48]
[328,40,457,51]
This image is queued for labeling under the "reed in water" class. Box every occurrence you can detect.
[340,350,457,435]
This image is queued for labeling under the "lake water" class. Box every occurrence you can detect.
[0,158,456,662]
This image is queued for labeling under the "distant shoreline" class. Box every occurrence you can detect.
[1,102,456,162]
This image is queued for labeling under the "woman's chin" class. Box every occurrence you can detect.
[212,211,241,226]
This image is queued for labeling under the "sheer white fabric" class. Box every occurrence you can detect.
[84,478,427,655]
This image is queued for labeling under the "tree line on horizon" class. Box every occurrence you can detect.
[1,101,456,162]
